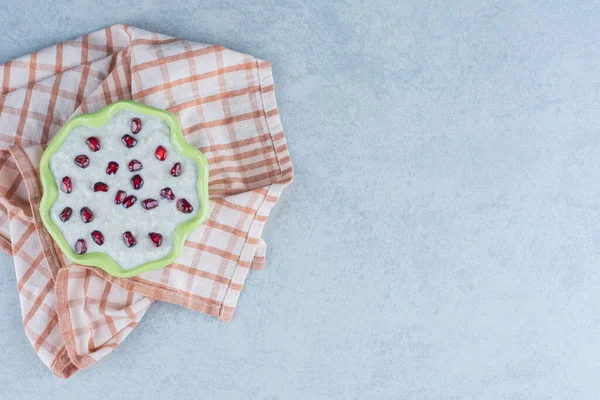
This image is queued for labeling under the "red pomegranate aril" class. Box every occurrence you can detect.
[91,230,104,245]
[148,232,163,247]
[94,182,109,192]
[128,159,143,172]
[80,207,94,223]
[121,135,137,148]
[177,198,193,214]
[123,231,136,247]
[106,161,119,175]
[160,187,175,201]
[74,155,90,168]
[115,190,127,204]
[86,136,101,152]
[142,198,159,210]
[131,174,144,190]
[131,117,142,134]
[59,207,72,222]
[75,239,87,255]
[170,162,181,177]
[122,195,137,208]
[60,176,72,194]
[155,145,167,161]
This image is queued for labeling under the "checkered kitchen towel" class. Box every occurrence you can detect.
[0,25,292,378]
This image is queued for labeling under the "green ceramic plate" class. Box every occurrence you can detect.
[39,100,209,278]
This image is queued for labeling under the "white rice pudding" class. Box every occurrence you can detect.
[49,110,200,270]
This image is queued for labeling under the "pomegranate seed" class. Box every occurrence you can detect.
[121,134,137,148]
[115,190,127,204]
[86,137,101,152]
[93,182,109,192]
[122,195,137,208]
[128,159,143,172]
[155,146,167,161]
[142,198,158,210]
[123,231,136,247]
[160,187,175,201]
[75,239,87,255]
[80,207,94,223]
[130,174,144,190]
[170,162,182,177]
[131,117,142,134]
[74,155,90,168]
[91,230,104,245]
[106,161,119,175]
[60,176,72,194]
[148,232,163,247]
[59,207,72,222]
[177,198,193,214]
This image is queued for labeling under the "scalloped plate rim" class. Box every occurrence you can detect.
[39,100,210,278]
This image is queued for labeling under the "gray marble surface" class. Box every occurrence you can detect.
[1,1,600,398]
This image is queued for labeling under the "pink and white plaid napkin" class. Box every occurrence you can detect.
[0,24,292,378]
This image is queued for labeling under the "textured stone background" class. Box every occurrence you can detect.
[1,1,600,398]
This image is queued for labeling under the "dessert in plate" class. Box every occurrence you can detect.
[39,101,209,277]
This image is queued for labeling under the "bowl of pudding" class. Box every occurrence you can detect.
[39,100,209,278]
